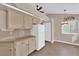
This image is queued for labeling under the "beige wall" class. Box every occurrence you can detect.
[47,14,79,43]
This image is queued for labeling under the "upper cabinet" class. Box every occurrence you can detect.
[0,7,43,31]
[8,9,24,29]
[0,9,7,31]
[8,9,33,30]
[32,18,43,25]
[23,14,32,29]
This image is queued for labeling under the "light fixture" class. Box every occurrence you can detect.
[62,9,75,25]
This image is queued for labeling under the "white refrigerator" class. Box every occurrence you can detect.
[32,24,45,51]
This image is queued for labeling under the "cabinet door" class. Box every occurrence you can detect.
[32,18,42,25]
[0,43,13,56]
[0,9,7,31]
[8,9,23,29]
[24,15,32,29]
[15,39,29,56]
[28,38,36,54]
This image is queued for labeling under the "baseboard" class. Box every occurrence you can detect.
[36,45,45,51]
[50,40,55,43]
[45,40,54,43]
[54,40,79,46]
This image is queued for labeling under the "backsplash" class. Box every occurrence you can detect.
[11,29,31,37]
[0,29,31,39]
[0,31,10,39]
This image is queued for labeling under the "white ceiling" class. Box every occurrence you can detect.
[7,3,79,14]
[40,3,79,14]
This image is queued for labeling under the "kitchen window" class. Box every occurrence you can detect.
[61,19,78,34]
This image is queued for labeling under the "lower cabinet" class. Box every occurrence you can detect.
[0,37,36,56]
[28,38,36,54]
[14,37,36,56]
[0,42,14,56]
[15,39,29,56]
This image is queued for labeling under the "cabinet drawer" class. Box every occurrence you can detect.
[16,39,29,45]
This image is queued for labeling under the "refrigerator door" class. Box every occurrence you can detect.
[32,24,45,50]
[37,24,45,50]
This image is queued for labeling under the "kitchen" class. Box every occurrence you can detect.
[0,3,79,56]
[0,3,50,56]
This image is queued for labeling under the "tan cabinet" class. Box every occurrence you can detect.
[15,39,29,56]
[0,9,7,31]
[8,9,32,30]
[32,18,42,25]
[23,15,32,29]
[8,9,24,29]
[0,7,43,30]
[28,38,36,54]
[0,8,33,30]
[0,42,14,56]
[0,37,36,56]
[15,38,36,56]
[32,18,39,24]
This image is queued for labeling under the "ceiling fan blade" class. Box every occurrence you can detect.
[37,6,43,11]
[40,11,44,13]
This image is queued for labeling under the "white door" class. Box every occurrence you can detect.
[44,22,52,42]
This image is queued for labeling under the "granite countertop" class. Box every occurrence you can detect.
[0,35,35,42]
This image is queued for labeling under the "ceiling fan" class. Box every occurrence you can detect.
[36,5,44,13]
